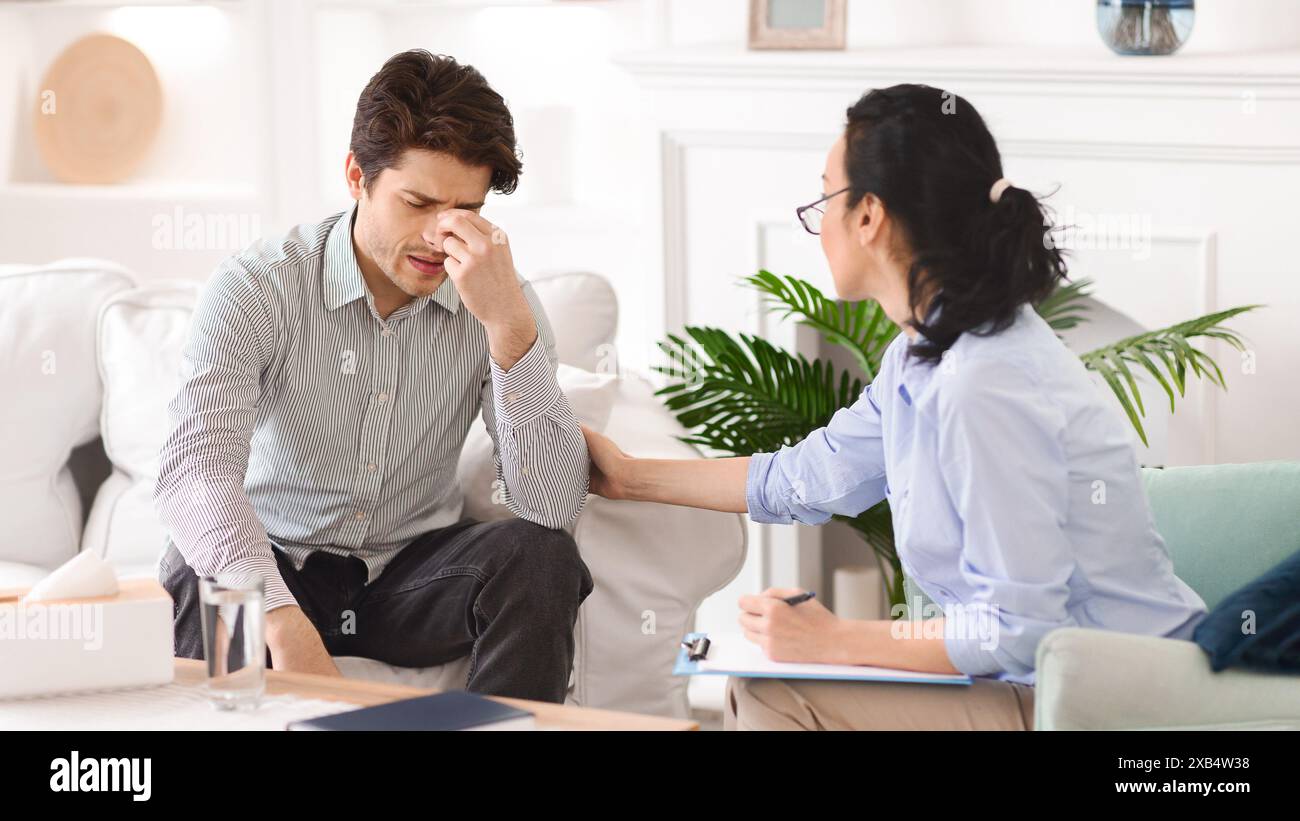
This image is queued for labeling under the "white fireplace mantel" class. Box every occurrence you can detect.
[618,43,1300,96]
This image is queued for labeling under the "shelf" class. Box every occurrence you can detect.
[310,0,575,8]
[0,181,260,202]
[0,1,246,9]
[617,42,1300,89]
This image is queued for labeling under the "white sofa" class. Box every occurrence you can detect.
[0,259,747,719]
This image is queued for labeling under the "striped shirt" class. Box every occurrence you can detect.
[154,204,589,611]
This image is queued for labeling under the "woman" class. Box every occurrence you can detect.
[582,85,1208,731]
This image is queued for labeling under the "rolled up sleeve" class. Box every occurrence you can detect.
[746,381,889,526]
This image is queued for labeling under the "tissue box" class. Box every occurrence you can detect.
[0,577,174,698]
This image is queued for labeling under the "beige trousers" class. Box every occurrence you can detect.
[724,676,1035,731]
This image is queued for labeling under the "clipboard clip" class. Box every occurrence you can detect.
[680,635,711,662]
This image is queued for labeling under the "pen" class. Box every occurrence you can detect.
[781,591,816,606]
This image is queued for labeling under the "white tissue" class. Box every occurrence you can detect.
[22,550,120,603]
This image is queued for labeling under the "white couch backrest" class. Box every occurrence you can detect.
[529,271,618,373]
[0,259,136,569]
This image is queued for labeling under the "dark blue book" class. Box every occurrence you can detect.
[288,690,535,731]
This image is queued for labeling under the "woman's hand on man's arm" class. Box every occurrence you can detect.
[581,424,750,513]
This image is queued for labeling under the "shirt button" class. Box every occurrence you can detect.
[354,511,366,520]
[377,392,389,403]
[382,328,394,337]
[366,463,377,473]
[506,392,520,405]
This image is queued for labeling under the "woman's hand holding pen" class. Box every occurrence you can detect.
[738,588,849,664]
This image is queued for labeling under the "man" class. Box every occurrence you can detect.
[154,50,592,703]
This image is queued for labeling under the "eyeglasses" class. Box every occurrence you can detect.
[796,187,850,235]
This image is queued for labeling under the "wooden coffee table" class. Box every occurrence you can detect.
[173,659,697,731]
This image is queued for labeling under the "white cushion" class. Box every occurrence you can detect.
[529,272,618,372]
[0,259,135,569]
[83,470,169,573]
[83,282,200,570]
[97,282,201,478]
[455,364,618,525]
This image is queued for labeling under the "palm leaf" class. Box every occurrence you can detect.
[654,326,863,456]
[1035,277,1094,333]
[744,270,898,380]
[1080,305,1260,446]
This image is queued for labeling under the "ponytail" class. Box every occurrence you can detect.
[843,85,1067,363]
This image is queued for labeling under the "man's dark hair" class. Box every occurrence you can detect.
[350,50,522,195]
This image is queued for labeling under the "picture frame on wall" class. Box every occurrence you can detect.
[748,0,847,50]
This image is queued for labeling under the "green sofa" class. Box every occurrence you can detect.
[1033,461,1300,730]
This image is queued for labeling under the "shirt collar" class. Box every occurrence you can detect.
[322,202,461,316]
[323,204,366,311]
[430,272,461,315]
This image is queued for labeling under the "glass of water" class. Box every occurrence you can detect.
[199,572,266,710]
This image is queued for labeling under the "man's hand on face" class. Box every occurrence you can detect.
[436,210,537,369]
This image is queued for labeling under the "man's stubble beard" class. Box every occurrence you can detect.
[357,212,431,298]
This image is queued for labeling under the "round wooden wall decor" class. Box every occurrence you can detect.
[33,33,163,184]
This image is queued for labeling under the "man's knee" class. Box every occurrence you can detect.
[483,519,595,610]
[493,519,593,602]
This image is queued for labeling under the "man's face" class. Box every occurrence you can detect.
[350,148,493,298]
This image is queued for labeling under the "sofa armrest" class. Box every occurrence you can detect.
[1034,627,1300,730]
[570,373,747,718]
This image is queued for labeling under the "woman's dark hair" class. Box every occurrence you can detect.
[351,50,522,195]
[842,84,1066,363]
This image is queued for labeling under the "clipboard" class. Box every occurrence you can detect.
[674,632,972,685]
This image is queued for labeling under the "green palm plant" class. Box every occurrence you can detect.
[654,270,1259,609]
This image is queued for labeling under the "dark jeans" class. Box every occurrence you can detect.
[160,518,593,703]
